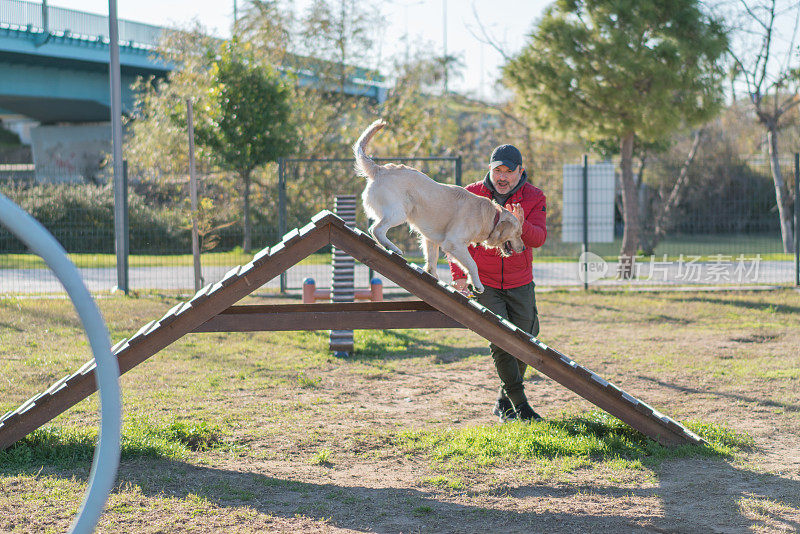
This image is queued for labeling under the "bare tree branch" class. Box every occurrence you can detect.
[466,2,513,62]
[780,1,800,73]
[777,92,800,117]
[754,0,776,97]
[738,0,770,32]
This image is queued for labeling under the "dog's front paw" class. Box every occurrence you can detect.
[472,283,484,294]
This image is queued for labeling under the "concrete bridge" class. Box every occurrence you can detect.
[0,0,167,123]
[0,0,386,181]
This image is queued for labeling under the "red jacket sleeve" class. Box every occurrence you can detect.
[522,192,547,248]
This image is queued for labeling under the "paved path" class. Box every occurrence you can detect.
[1,259,795,294]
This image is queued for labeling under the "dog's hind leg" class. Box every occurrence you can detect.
[442,242,484,293]
[369,213,405,255]
[421,237,440,278]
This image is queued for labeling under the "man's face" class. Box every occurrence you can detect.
[490,164,524,195]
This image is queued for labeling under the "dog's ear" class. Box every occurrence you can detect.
[488,219,510,243]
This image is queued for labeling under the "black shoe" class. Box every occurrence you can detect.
[515,401,543,422]
[492,397,517,422]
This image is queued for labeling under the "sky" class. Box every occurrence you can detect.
[44,0,552,97]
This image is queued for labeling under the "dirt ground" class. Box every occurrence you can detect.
[1,288,799,533]
[199,347,800,533]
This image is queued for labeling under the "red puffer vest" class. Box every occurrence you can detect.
[449,180,547,289]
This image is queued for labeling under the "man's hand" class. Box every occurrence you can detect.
[452,278,468,292]
[511,203,524,225]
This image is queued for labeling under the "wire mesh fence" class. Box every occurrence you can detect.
[0,154,797,294]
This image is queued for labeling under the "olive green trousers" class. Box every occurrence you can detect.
[476,282,539,408]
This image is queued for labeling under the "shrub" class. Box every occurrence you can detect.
[0,183,187,253]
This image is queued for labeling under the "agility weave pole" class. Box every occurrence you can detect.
[0,210,703,449]
[330,195,358,354]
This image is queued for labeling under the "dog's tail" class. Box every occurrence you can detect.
[353,119,386,180]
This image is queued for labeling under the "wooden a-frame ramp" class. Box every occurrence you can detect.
[0,211,703,449]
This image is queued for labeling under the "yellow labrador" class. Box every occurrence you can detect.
[353,119,524,293]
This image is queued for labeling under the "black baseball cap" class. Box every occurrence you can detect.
[489,144,522,171]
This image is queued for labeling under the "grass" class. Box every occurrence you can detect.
[422,475,464,490]
[310,448,332,465]
[0,418,226,470]
[396,411,754,472]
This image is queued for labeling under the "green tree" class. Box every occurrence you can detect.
[239,0,384,158]
[126,25,220,180]
[504,0,727,275]
[196,42,297,252]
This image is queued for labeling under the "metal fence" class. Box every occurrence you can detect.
[0,155,797,295]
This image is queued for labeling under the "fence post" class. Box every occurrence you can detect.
[455,156,462,186]
[278,158,287,293]
[582,154,589,291]
[187,99,202,292]
[794,153,799,287]
[109,0,127,295]
[119,160,129,293]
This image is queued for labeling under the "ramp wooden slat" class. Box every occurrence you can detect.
[0,222,332,450]
[251,246,271,267]
[327,223,701,447]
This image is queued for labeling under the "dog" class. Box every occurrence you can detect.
[353,119,525,294]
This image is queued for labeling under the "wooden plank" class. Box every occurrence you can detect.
[0,370,100,449]
[15,394,40,415]
[269,241,287,256]
[206,281,225,297]
[251,246,271,266]
[194,309,463,332]
[110,338,128,354]
[0,413,20,430]
[298,221,318,236]
[75,359,96,375]
[157,303,185,329]
[127,320,158,346]
[79,361,97,376]
[408,263,438,283]
[219,266,242,287]
[328,224,696,447]
[189,284,214,306]
[219,301,438,314]
[280,228,302,247]
[604,383,625,398]
[311,210,343,227]
[43,374,71,396]
[435,281,473,306]
[513,327,534,343]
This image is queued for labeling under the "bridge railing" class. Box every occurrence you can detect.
[0,0,163,47]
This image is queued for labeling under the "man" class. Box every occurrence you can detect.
[450,144,547,422]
